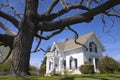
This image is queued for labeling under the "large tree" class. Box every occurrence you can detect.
[0,0,120,76]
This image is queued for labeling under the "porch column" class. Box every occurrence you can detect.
[93,58,96,72]
[53,57,55,70]
[46,58,49,75]
[59,58,61,71]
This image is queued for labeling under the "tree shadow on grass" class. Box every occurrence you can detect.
[0,77,9,80]
[79,76,109,80]
[61,76,74,80]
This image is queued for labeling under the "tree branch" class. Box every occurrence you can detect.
[87,0,92,8]
[38,4,89,21]
[104,12,120,18]
[5,0,22,20]
[46,0,59,14]
[0,11,19,29]
[0,21,16,35]
[32,31,43,53]
[38,0,120,31]
[31,48,51,53]
[67,26,88,51]
[60,0,68,8]
[35,29,64,40]
[0,47,12,64]
[0,34,14,47]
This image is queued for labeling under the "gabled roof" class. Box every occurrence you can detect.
[55,42,65,51]
[53,32,105,52]
[63,32,93,51]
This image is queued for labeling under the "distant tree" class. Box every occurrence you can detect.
[29,65,38,76]
[0,0,120,76]
[39,47,50,76]
[98,56,119,73]
[39,57,47,76]
[29,65,37,72]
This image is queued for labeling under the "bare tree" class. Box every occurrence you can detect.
[0,0,120,77]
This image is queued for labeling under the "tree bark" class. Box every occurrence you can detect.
[10,0,38,77]
[11,23,35,76]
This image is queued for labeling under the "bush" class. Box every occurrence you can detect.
[0,60,11,72]
[29,65,39,76]
[79,62,94,74]
[118,63,120,72]
[98,56,119,73]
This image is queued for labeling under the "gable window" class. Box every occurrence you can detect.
[89,42,92,52]
[95,44,97,53]
[56,50,58,56]
[89,42,97,53]
[53,47,59,56]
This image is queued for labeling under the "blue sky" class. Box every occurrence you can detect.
[0,0,120,68]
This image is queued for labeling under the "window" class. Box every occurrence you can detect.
[70,60,72,69]
[49,62,51,70]
[89,58,92,63]
[53,47,59,56]
[69,57,78,69]
[63,60,66,69]
[74,59,78,69]
[55,64,57,68]
[89,42,97,53]
[95,44,97,53]
[95,58,99,68]
[53,47,56,51]
[89,42,92,52]
[56,50,58,56]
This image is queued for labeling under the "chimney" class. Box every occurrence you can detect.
[64,38,68,42]
[73,34,78,39]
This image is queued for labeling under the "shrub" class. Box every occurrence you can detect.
[79,62,94,74]
[49,69,61,76]
[29,65,39,76]
[64,68,69,75]
[50,69,55,76]
[0,60,11,72]
[118,63,120,72]
[98,56,119,73]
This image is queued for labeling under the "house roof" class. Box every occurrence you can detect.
[55,32,99,52]
[63,32,93,51]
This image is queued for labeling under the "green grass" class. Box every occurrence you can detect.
[0,73,120,80]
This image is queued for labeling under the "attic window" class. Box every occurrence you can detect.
[89,42,97,53]
[53,47,56,51]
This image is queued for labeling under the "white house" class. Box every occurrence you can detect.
[45,32,105,76]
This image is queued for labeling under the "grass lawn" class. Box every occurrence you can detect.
[0,73,120,80]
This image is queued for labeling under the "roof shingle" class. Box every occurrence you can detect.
[55,32,94,51]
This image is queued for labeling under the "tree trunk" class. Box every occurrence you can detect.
[10,0,38,77]
[11,23,35,76]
